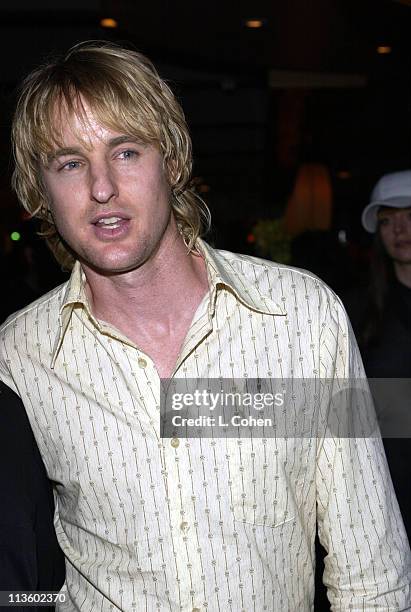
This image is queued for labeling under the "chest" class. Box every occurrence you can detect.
[115,317,195,378]
[8,290,328,470]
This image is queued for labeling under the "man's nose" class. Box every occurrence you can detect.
[90,163,118,203]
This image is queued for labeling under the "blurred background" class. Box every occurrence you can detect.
[0,0,410,319]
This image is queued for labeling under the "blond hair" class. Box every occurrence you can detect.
[12,41,210,269]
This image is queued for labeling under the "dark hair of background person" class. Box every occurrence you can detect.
[360,229,396,348]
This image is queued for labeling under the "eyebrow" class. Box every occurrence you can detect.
[47,136,144,163]
[107,135,143,148]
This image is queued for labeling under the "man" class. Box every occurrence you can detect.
[0,41,409,611]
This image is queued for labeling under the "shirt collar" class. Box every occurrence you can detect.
[50,240,286,367]
[196,239,286,318]
[51,261,95,368]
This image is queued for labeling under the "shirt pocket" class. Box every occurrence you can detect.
[228,438,306,528]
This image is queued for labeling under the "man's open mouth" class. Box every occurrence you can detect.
[94,216,124,229]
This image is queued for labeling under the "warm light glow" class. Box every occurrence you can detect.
[198,184,210,194]
[10,231,21,241]
[100,17,118,28]
[337,170,351,179]
[284,163,333,237]
[246,233,256,244]
[245,19,264,29]
[377,45,391,55]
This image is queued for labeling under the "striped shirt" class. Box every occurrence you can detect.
[0,240,409,611]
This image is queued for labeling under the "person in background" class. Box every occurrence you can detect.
[359,170,411,376]
[0,381,65,610]
[349,169,411,540]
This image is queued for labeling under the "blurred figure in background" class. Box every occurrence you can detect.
[0,381,65,608]
[358,170,411,376]
[347,169,411,541]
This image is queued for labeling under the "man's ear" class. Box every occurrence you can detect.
[164,157,180,190]
[165,160,174,186]
[38,171,55,222]
[40,195,55,223]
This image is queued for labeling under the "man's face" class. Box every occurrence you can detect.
[41,102,175,276]
[378,207,411,265]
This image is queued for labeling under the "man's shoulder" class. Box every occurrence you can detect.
[0,282,67,338]
[213,246,336,295]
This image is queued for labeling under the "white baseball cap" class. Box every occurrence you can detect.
[361,170,411,233]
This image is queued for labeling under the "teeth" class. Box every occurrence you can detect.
[96,216,122,226]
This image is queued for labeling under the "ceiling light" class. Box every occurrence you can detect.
[377,45,391,55]
[100,17,118,28]
[245,19,264,29]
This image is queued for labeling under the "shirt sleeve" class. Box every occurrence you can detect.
[0,319,20,396]
[315,294,411,610]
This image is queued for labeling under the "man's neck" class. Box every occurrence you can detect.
[394,262,411,289]
[80,233,209,377]
[83,236,208,327]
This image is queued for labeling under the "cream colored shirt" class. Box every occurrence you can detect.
[0,240,409,611]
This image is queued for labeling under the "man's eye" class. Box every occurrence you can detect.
[60,160,81,171]
[118,150,138,160]
[378,217,390,227]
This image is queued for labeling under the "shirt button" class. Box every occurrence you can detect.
[138,357,147,368]
[170,437,180,448]
[180,521,189,532]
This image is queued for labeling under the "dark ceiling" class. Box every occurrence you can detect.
[111,0,409,74]
[2,0,409,75]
